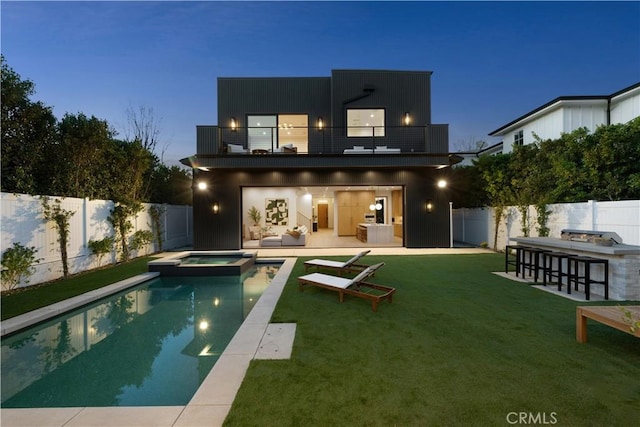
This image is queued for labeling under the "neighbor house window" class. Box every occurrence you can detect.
[347,109,385,137]
[514,130,524,146]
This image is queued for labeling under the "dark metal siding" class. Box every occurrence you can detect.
[187,153,453,170]
[428,124,449,153]
[330,70,433,153]
[192,168,450,249]
[197,126,219,155]
[217,77,331,150]
[331,70,433,124]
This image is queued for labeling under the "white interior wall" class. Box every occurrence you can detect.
[242,187,298,235]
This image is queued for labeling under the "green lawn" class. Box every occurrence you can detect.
[1,253,637,425]
[1,257,155,320]
[225,253,640,426]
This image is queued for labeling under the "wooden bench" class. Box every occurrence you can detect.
[576,305,640,343]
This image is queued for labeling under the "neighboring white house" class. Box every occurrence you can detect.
[488,81,640,154]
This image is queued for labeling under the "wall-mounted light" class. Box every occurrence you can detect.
[437,179,447,188]
[230,117,237,132]
[369,203,376,211]
[317,117,324,131]
[426,199,434,213]
[197,182,207,190]
[404,112,411,126]
[212,201,220,214]
[375,202,382,210]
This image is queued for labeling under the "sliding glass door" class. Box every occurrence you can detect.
[247,114,308,153]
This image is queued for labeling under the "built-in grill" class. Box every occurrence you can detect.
[560,229,623,245]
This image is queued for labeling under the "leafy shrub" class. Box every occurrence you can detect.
[1,243,41,290]
[148,205,165,252]
[130,230,154,255]
[41,196,75,277]
[87,236,115,267]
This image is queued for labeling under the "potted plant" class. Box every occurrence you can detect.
[248,206,262,226]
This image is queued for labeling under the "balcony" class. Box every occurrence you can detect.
[185,125,454,170]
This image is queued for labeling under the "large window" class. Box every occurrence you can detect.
[347,109,385,137]
[247,114,308,152]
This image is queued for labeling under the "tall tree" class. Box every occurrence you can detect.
[124,105,165,200]
[106,139,155,203]
[50,113,115,199]
[1,56,57,194]
[583,117,640,201]
[125,104,162,153]
[149,164,193,205]
[542,128,594,203]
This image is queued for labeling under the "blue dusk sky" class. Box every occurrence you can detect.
[2,1,639,166]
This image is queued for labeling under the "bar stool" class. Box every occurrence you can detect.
[568,256,609,300]
[520,247,550,282]
[543,251,576,291]
[505,245,530,277]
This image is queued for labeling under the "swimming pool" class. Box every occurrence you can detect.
[1,263,280,408]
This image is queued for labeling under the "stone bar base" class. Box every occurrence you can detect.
[510,237,640,300]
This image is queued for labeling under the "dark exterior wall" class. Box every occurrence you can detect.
[217,77,331,150]
[331,70,432,124]
[192,167,450,249]
[329,70,433,152]
[196,125,218,155]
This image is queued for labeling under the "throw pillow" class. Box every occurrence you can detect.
[287,230,301,239]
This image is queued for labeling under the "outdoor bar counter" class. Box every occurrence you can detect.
[509,237,640,300]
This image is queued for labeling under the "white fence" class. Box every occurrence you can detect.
[453,200,640,250]
[1,192,193,288]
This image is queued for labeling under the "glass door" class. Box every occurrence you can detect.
[248,115,277,152]
[278,114,308,153]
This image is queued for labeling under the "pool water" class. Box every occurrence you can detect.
[1,264,280,408]
[180,256,241,265]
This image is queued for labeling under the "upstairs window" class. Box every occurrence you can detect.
[514,130,524,146]
[347,109,385,137]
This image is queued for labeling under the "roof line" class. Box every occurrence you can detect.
[488,81,640,136]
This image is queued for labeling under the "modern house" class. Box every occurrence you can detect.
[488,82,640,154]
[181,69,456,250]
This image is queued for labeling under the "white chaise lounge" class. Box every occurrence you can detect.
[298,262,395,312]
[303,250,371,274]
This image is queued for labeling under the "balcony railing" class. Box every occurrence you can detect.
[196,125,449,156]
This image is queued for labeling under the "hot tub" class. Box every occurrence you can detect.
[148,251,258,276]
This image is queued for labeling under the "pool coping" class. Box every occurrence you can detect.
[1,257,296,427]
